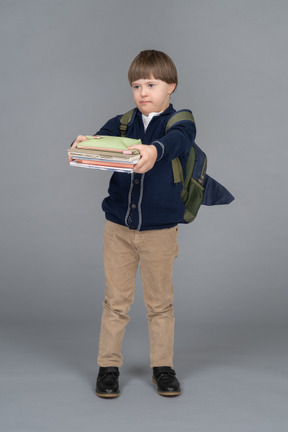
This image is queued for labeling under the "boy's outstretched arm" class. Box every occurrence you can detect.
[128,144,157,174]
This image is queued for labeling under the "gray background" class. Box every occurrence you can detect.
[1,0,287,431]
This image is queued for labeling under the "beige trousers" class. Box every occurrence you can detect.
[97,220,179,368]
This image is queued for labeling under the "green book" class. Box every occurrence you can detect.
[77,135,141,154]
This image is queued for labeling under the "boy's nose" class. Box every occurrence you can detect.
[140,87,148,97]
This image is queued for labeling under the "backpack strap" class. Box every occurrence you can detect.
[119,108,137,137]
[165,109,195,134]
[165,110,195,185]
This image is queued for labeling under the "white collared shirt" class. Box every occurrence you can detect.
[142,112,162,131]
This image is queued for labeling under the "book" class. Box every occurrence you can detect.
[77,135,141,153]
[68,135,141,174]
[69,161,135,173]
[68,147,140,161]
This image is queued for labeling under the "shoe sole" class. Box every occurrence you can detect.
[95,391,120,398]
[152,378,181,397]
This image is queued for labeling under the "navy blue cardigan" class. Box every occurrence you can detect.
[95,104,196,231]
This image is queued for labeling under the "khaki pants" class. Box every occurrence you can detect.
[97,220,179,368]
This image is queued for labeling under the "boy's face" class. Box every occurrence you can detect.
[131,76,176,116]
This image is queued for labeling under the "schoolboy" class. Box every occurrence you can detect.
[72,50,196,398]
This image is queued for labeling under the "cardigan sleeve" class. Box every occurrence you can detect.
[152,119,196,162]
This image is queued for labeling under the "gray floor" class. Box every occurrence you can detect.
[1,320,287,432]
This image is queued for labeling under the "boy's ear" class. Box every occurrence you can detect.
[168,83,177,94]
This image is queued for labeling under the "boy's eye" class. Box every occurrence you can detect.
[133,85,140,90]
[148,83,155,88]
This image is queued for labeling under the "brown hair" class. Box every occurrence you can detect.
[128,50,178,91]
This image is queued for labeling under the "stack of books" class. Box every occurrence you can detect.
[68,135,141,173]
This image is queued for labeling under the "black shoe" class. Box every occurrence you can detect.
[95,367,120,398]
[153,366,181,396]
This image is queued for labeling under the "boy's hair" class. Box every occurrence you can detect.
[128,50,178,91]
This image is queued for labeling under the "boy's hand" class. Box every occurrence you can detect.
[71,135,89,148]
[129,144,157,174]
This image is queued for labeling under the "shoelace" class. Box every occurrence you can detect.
[154,367,176,380]
[98,372,118,381]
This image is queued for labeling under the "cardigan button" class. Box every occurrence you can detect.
[131,204,137,209]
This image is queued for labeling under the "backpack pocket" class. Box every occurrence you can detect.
[181,177,204,223]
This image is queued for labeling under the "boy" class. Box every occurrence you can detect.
[72,50,196,398]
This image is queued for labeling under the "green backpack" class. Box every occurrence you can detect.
[120,108,234,223]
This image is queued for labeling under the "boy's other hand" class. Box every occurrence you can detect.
[129,144,157,174]
[71,135,89,148]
